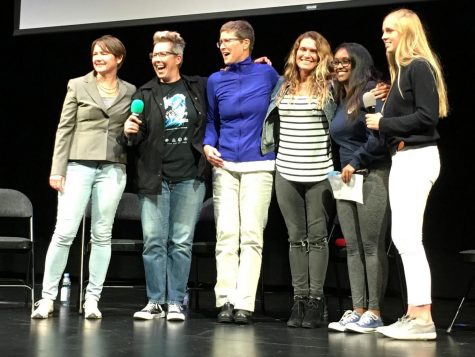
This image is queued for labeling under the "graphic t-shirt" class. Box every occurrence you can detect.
[161,79,198,180]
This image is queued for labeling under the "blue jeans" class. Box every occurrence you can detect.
[42,161,126,301]
[140,178,206,305]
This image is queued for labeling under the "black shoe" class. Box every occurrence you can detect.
[217,302,234,323]
[234,309,252,325]
[287,296,306,328]
[301,297,324,328]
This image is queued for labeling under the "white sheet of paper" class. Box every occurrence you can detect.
[327,172,364,204]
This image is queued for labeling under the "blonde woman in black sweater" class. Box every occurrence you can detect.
[366,8,448,340]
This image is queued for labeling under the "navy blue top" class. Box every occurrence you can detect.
[330,83,390,169]
[204,57,279,162]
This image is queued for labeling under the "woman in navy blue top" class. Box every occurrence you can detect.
[328,43,391,333]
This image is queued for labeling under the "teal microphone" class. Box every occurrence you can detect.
[128,99,144,146]
[131,99,144,116]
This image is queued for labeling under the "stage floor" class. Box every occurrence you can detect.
[0,289,474,357]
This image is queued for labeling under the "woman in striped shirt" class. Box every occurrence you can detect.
[261,31,336,328]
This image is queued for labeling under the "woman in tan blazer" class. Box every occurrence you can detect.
[31,35,136,320]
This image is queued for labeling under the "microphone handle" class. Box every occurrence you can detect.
[127,112,141,147]
[366,106,379,137]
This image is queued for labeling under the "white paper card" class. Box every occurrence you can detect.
[327,171,364,204]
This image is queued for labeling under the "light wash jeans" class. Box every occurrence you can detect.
[140,178,205,305]
[389,146,440,306]
[42,161,126,301]
[213,167,274,312]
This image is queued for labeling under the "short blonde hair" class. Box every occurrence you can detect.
[152,30,186,56]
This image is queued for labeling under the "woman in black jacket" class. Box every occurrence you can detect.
[366,8,449,340]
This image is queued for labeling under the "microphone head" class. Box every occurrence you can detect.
[362,91,376,109]
[131,99,144,114]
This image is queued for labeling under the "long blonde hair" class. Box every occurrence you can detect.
[281,31,333,107]
[384,9,448,117]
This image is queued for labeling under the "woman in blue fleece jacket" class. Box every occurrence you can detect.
[203,20,279,324]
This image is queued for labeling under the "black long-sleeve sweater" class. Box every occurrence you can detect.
[380,59,440,152]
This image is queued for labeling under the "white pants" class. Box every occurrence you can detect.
[213,167,274,311]
[389,145,440,306]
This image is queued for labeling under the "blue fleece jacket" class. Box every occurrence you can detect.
[204,57,279,162]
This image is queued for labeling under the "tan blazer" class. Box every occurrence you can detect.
[51,71,136,176]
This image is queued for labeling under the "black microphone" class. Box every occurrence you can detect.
[362,91,378,137]
[128,99,144,146]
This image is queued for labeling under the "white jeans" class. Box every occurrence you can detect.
[213,167,273,311]
[389,146,440,306]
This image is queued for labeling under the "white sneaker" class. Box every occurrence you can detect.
[84,299,102,319]
[377,315,436,340]
[134,302,166,320]
[167,304,185,321]
[328,310,361,332]
[31,298,54,319]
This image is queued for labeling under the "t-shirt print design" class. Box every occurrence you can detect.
[164,93,189,129]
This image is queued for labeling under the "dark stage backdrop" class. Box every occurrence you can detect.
[0,0,471,299]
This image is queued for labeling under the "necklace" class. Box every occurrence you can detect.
[96,80,118,96]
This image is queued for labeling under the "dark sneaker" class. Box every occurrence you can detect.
[287,296,306,328]
[134,302,166,320]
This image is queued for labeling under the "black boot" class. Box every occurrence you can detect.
[217,302,234,323]
[301,296,324,328]
[322,296,328,323]
[287,296,306,327]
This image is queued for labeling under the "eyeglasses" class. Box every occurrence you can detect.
[149,51,178,59]
[331,58,352,68]
[216,38,241,48]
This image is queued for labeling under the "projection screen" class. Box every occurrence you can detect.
[14,0,431,35]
